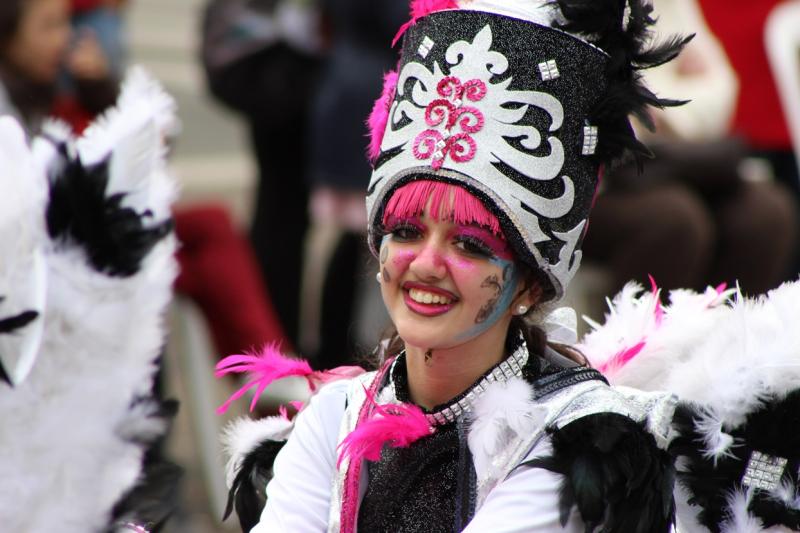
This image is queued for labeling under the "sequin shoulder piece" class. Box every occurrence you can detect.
[469,367,677,509]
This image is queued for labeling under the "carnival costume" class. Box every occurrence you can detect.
[0,69,180,532]
[211,0,702,531]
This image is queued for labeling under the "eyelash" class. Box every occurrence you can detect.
[388,223,422,242]
[454,235,494,258]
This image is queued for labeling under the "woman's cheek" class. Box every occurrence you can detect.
[387,249,416,282]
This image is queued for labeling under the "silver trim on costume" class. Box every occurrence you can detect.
[389,343,529,427]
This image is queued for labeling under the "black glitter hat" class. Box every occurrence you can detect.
[365,0,689,300]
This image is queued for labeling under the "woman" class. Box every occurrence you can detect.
[0,0,116,135]
[219,0,688,531]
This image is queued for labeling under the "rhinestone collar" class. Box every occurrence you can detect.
[389,343,529,427]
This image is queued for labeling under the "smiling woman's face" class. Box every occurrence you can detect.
[378,184,527,352]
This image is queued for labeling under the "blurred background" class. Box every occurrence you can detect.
[1,0,798,530]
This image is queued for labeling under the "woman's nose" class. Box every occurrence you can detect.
[408,239,447,281]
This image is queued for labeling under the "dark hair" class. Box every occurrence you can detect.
[0,0,25,52]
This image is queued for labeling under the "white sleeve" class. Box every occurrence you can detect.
[250,380,349,533]
[462,439,584,533]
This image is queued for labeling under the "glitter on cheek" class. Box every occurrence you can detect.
[392,250,417,275]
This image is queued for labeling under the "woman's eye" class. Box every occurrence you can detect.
[455,236,493,257]
[390,224,422,242]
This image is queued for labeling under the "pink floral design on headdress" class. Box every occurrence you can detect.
[412,76,486,170]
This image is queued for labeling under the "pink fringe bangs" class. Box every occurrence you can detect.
[382,180,503,236]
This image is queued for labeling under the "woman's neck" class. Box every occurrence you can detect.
[403,325,509,410]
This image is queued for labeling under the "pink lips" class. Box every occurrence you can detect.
[402,282,458,317]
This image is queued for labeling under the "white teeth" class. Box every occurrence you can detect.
[409,288,452,305]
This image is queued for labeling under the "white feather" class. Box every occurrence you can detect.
[0,81,179,530]
[692,407,736,464]
[769,480,800,511]
[0,117,49,385]
[467,378,545,479]
[76,66,179,222]
[579,279,800,430]
[222,416,294,488]
[720,488,765,533]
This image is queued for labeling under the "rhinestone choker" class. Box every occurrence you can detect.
[389,343,529,427]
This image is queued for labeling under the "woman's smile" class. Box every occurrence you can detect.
[403,281,459,316]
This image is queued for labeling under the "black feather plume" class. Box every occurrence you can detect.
[549,0,693,169]
[108,461,183,533]
[224,439,286,532]
[0,310,39,334]
[669,394,800,531]
[46,145,172,277]
[523,413,676,532]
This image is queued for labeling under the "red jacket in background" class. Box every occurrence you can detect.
[72,0,106,14]
[698,0,791,151]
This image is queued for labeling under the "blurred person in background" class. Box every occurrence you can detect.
[0,0,117,135]
[307,0,408,369]
[582,0,797,297]
[202,0,323,349]
[697,0,800,273]
[1,0,290,359]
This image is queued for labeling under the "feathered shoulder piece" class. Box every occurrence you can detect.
[550,0,692,165]
[580,279,800,531]
[221,414,294,532]
[525,412,676,532]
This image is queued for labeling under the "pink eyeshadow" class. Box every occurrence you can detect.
[453,226,513,260]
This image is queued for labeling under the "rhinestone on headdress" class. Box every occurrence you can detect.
[582,125,598,156]
[418,36,435,58]
[742,451,788,491]
[538,59,560,81]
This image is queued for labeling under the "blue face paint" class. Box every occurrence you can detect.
[454,257,519,342]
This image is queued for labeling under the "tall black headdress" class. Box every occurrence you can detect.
[366,0,689,300]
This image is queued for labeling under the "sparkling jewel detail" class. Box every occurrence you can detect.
[582,125,598,156]
[742,451,788,491]
[538,59,560,81]
[516,304,529,315]
[418,36,435,58]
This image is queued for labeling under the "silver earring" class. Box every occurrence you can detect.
[376,272,383,283]
[516,304,529,315]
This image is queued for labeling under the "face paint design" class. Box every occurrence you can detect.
[456,257,519,342]
[380,243,389,264]
[475,274,502,324]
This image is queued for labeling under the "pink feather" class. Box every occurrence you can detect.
[393,0,459,45]
[214,343,313,414]
[337,387,433,468]
[307,365,366,392]
[411,0,459,18]
[598,340,647,374]
[367,70,399,163]
[648,274,665,326]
